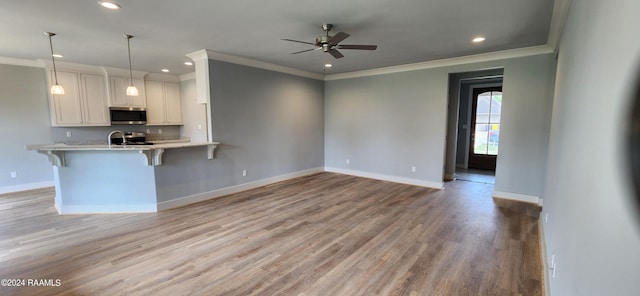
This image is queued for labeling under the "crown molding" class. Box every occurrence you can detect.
[185,49,214,62]
[180,72,196,81]
[547,0,573,55]
[0,57,43,68]
[145,72,181,83]
[325,45,554,81]
[186,49,323,80]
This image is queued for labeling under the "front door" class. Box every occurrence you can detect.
[469,87,502,170]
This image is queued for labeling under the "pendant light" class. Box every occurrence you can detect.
[45,32,64,95]
[124,34,139,96]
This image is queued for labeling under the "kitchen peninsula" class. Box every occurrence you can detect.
[29,141,220,214]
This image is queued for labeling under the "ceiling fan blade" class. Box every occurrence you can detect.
[328,32,350,45]
[329,49,344,59]
[338,44,378,50]
[291,47,321,54]
[282,38,316,45]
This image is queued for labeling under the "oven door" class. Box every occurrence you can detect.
[110,107,147,125]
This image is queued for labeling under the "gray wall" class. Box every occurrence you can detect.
[0,64,54,192]
[543,0,640,295]
[325,71,448,185]
[325,54,556,197]
[156,60,324,196]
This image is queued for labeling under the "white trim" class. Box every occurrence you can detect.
[189,49,324,81]
[547,0,572,53]
[157,167,324,211]
[144,72,181,83]
[59,204,157,215]
[324,167,444,190]
[54,201,62,214]
[0,181,55,195]
[101,66,147,79]
[0,56,43,68]
[325,45,554,81]
[539,218,551,296]
[180,72,196,81]
[492,190,543,206]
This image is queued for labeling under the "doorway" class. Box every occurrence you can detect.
[468,86,502,170]
[444,69,504,184]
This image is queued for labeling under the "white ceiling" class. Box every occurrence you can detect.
[0,0,555,76]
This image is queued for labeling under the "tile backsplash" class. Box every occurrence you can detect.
[51,125,181,144]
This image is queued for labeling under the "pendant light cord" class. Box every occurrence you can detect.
[126,35,134,87]
[48,33,59,85]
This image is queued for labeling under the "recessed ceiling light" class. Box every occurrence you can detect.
[52,54,63,58]
[161,69,170,73]
[472,37,486,43]
[98,1,121,10]
[324,63,333,68]
[184,61,193,66]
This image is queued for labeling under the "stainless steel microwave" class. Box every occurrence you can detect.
[109,107,147,125]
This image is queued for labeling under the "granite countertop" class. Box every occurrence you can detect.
[27,141,219,151]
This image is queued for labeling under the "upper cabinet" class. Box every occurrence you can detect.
[43,61,183,127]
[145,80,182,125]
[103,67,147,108]
[108,76,146,107]
[48,70,109,127]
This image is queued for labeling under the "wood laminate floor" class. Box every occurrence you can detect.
[0,173,542,296]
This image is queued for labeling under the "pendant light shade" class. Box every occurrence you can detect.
[125,34,139,96]
[46,32,64,95]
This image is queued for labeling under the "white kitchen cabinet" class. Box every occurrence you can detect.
[49,71,109,126]
[145,80,182,125]
[109,76,146,108]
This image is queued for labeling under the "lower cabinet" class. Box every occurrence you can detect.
[50,71,110,126]
[145,80,182,125]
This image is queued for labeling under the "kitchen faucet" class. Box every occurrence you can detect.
[108,130,125,147]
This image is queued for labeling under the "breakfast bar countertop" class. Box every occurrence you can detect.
[27,141,219,151]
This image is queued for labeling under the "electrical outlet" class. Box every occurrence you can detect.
[197,124,202,130]
[411,166,416,173]
[66,131,72,137]
[10,171,18,179]
[158,129,163,134]
[242,170,247,177]
[346,159,350,165]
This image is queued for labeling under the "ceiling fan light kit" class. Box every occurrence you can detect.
[283,23,377,59]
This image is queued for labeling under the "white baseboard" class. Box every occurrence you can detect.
[157,167,325,211]
[539,218,551,296]
[59,203,158,214]
[492,190,543,206]
[324,167,444,189]
[0,181,54,195]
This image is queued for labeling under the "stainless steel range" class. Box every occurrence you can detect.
[110,132,153,145]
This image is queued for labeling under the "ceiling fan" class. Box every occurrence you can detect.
[282,24,377,59]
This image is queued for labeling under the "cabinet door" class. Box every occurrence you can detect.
[51,71,83,126]
[80,74,110,125]
[110,77,146,107]
[128,78,146,107]
[145,80,165,125]
[109,76,129,107]
[164,82,182,124]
